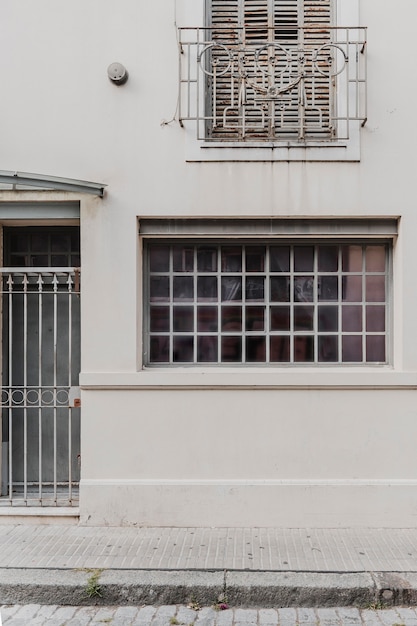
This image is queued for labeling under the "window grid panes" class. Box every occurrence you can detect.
[6,227,80,268]
[146,242,389,366]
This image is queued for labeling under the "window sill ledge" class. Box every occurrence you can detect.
[184,128,361,162]
[80,369,417,390]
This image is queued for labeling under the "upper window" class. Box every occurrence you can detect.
[144,239,389,366]
[4,227,80,268]
[178,0,367,148]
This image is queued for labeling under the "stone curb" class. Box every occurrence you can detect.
[1,569,417,608]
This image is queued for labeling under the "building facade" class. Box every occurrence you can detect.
[0,0,416,527]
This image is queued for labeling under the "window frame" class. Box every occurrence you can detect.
[142,221,394,368]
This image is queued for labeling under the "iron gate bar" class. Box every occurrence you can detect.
[0,267,80,507]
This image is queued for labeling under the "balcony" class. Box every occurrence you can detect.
[178,26,367,144]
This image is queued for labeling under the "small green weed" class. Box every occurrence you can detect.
[84,568,104,598]
[364,602,383,610]
[187,597,201,611]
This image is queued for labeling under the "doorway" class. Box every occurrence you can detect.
[1,226,81,506]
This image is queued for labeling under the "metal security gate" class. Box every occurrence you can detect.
[0,227,81,506]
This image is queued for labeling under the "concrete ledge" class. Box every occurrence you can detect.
[1,569,417,608]
[226,572,375,608]
[0,508,79,525]
[0,569,224,607]
[79,370,417,389]
[373,572,417,606]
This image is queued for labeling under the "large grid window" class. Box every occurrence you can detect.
[145,241,389,366]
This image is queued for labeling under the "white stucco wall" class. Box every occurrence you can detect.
[1,0,417,525]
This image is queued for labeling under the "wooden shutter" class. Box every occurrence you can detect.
[208,0,240,139]
[208,0,332,140]
[274,0,299,41]
[302,0,332,137]
[243,0,271,43]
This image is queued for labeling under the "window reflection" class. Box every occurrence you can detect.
[173,307,194,332]
[366,335,385,362]
[342,306,362,332]
[270,246,290,272]
[318,276,338,301]
[318,336,338,362]
[221,336,242,362]
[221,277,242,301]
[270,276,289,302]
[342,276,362,302]
[173,276,193,301]
[342,335,362,362]
[294,277,314,302]
[197,276,218,301]
[173,336,194,362]
[366,276,385,302]
[342,245,362,272]
[294,336,314,362]
[246,246,265,272]
[173,247,194,272]
[197,248,217,272]
[246,337,266,362]
[294,246,314,272]
[366,306,385,332]
[150,336,170,362]
[221,307,242,331]
[150,277,170,301]
[221,247,242,272]
[197,307,218,332]
[270,307,290,331]
[246,307,265,331]
[150,307,170,332]
[366,246,385,272]
[318,246,338,272]
[318,306,338,332]
[197,336,218,362]
[270,336,290,362]
[31,233,49,253]
[294,306,314,331]
[246,277,264,301]
[150,246,170,272]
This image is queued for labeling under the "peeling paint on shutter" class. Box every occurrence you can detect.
[302,0,332,137]
[208,0,332,140]
[243,0,270,42]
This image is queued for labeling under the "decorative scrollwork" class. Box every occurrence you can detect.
[254,43,291,78]
[313,43,347,77]
[178,25,367,141]
[1,387,70,407]
[198,43,232,77]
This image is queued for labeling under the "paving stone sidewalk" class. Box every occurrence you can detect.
[2,604,417,625]
[2,526,417,609]
[1,526,417,571]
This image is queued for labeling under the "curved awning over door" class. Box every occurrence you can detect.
[0,170,106,197]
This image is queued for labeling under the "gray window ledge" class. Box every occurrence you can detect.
[80,370,417,390]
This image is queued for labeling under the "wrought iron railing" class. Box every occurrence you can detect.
[0,269,80,506]
[178,27,367,142]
